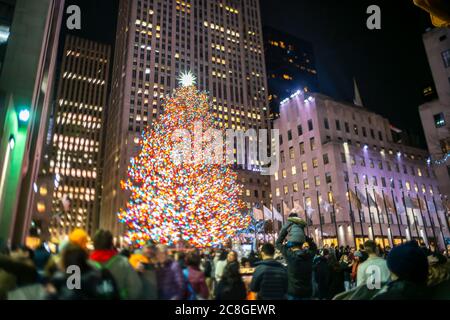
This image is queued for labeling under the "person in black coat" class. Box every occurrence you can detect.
[339,254,352,292]
[0,245,38,287]
[215,262,247,300]
[327,255,345,299]
[276,233,315,300]
[372,241,429,300]
[250,243,288,300]
[313,249,331,300]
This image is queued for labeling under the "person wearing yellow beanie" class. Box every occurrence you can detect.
[129,253,150,271]
[68,229,89,251]
[128,253,158,299]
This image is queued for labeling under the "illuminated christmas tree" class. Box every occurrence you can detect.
[118,72,249,247]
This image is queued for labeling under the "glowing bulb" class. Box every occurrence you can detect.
[18,108,30,123]
[178,71,196,87]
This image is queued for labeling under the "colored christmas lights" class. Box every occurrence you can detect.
[118,85,249,247]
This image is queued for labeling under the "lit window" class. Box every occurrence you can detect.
[302,162,308,172]
[406,181,411,191]
[291,166,297,175]
[442,49,450,68]
[310,137,316,150]
[315,176,321,187]
[303,179,310,190]
[312,158,319,168]
[434,113,445,128]
[39,186,48,196]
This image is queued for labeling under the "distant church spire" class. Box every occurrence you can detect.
[353,78,364,107]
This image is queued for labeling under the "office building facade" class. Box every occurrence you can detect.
[419,27,450,199]
[35,35,111,239]
[0,0,65,244]
[272,92,449,249]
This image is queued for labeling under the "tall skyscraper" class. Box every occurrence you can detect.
[0,0,65,245]
[101,0,270,236]
[419,27,450,199]
[263,26,319,119]
[35,35,111,239]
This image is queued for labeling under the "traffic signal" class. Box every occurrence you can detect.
[413,0,450,27]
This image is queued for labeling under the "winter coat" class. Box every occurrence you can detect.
[430,278,450,300]
[49,268,121,300]
[279,217,306,245]
[33,247,51,272]
[328,263,345,299]
[372,280,429,300]
[0,255,37,299]
[340,261,352,282]
[138,267,158,300]
[89,250,143,300]
[214,260,227,282]
[250,259,288,300]
[356,256,391,287]
[0,268,16,300]
[333,282,387,300]
[215,279,247,300]
[0,256,37,285]
[276,223,314,298]
[202,259,212,278]
[351,261,360,282]
[155,260,186,300]
[7,284,48,300]
[313,256,330,299]
[185,266,209,299]
[276,242,313,298]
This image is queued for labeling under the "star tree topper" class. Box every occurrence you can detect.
[178,71,196,87]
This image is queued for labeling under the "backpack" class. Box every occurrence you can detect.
[90,256,125,299]
[182,268,198,300]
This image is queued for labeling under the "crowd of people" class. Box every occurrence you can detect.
[0,224,449,300]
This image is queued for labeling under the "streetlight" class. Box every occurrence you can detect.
[18,107,30,125]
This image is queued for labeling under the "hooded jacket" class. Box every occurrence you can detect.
[279,217,306,245]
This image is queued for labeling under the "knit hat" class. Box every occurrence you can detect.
[68,229,89,250]
[129,253,150,270]
[387,241,428,284]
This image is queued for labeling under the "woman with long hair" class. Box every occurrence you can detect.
[215,262,247,300]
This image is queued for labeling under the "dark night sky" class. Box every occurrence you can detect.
[63,0,436,147]
[260,0,435,147]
